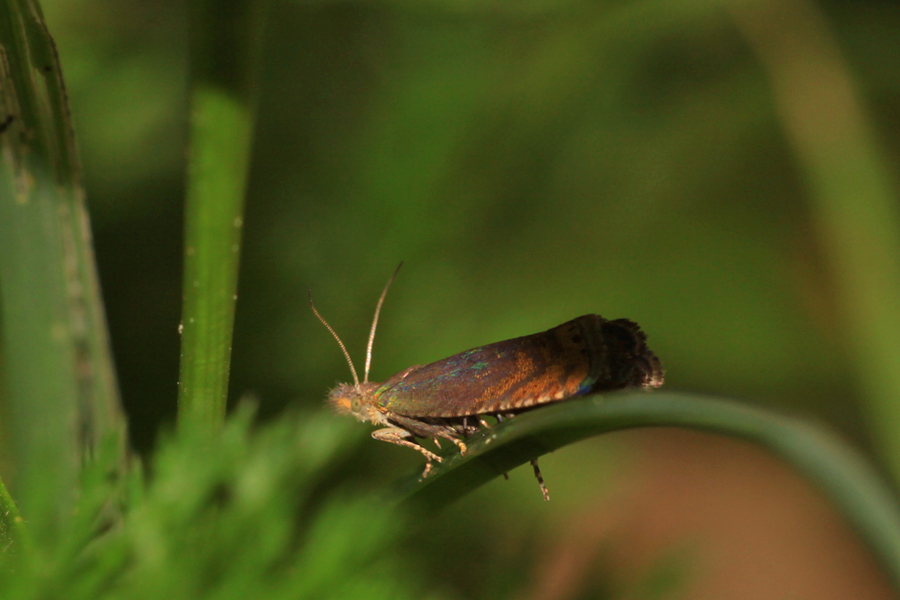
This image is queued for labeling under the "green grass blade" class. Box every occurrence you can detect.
[396,391,900,589]
[0,0,125,548]
[177,0,267,432]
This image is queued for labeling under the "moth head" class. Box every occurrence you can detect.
[328,382,382,423]
[310,264,403,419]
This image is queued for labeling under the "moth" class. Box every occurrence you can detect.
[311,265,664,500]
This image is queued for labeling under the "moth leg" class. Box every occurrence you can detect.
[390,415,468,456]
[453,417,480,437]
[531,459,550,501]
[468,416,490,434]
[491,414,547,496]
[372,427,442,479]
[433,438,442,449]
[428,426,466,455]
[435,428,466,455]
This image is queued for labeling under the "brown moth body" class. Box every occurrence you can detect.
[311,265,664,500]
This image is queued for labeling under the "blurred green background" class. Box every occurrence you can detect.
[34,0,900,595]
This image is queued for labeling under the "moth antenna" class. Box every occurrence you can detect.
[365,262,403,383]
[309,290,360,388]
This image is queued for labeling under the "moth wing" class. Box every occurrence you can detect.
[374,315,609,418]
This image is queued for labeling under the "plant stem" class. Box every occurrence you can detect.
[0,0,125,548]
[177,0,266,432]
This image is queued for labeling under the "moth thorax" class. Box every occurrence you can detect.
[328,382,380,421]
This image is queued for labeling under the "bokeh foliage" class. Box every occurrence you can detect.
[0,405,422,600]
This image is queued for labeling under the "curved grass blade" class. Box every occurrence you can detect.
[395,391,900,590]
